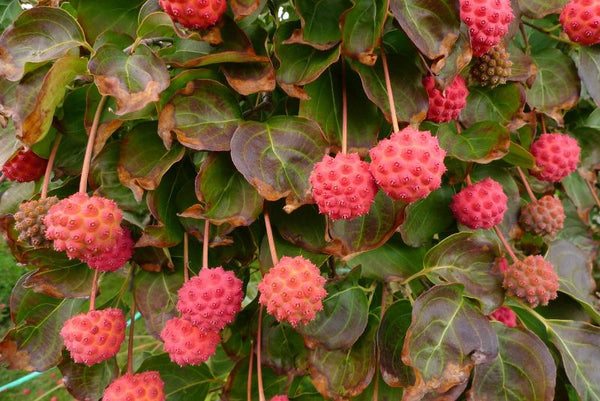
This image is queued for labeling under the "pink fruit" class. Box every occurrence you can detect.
[270,396,290,401]
[529,133,580,182]
[310,153,377,220]
[160,317,220,366]
[44,193,123,261]
[158,0,227,30]
[450,178,508,229]
[103,371,165,401]
[423,75,469,123]
[560,0,600,45]
[2,148,47,183]
[258,256,327,327]
[369,127,447,203]
[60,308,126,366]
[503,255,559,307]
[519,195,565,237]
[83,227,135,272]
[177,267,243,332]
[460,0,514,56]
[488,306,517,327]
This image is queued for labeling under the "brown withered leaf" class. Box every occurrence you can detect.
[230,0,262,20]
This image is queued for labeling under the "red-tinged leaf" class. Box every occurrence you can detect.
[24,260,94,299]
[438,121,511,164]
[507,41,537,86]
[230,116,328,212]
[377,300,415,387]
[223,355,288,401]
[432,29,472,83]
[0,7,88,81]
[12,56,87,147]
[0,273,86,371]
[402,284,498,400]
[325,191,406,259]
[519,0,568,19]
[340,0,389,66]
[389,0,460,60]
[468,323,556,401]
[261,313,309,375]
[88,43,170,115]
[158,79,242,151]
[288,0,351,50]
[117,122,185,202]
[230,0,262,20]
[577,46,600,108]
[269,203,328,254]
[59,357,119,401]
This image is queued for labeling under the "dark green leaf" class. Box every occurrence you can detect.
[230,0,262,19]
[460,83,526,127]
[293,0,351,49]
[59,357,119,401]
[0,0,21,31]
[261,313,309,375]
[223,355,288,400]
[377,300,415,387]
[341,0,388,65]
[258,227,329,271]
[503,141,536,168]
[519,0,569,19]
[438,121,511,163]
[270,204,328,254]
[24,253,93,299]
[562,172,597,211]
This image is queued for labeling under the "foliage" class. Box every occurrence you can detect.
[0,0,599,400]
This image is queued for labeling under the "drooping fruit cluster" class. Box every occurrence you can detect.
[83,227,135,271]
[44,193,123,261]
[160,317,221,366]
[2,148,48,183]
[519,195,565,237]
[450,178,508,229]
[13,196,59,248]
[529,133,581,182]
[459,0,515,56]
[177,266,244,332]
[369,127,447,203]
[471,44,513,87]
[560,0,600,45]
[310,153,377,220]
[489,306,517,327]
[258,256,327,328]
[158,0,227,30]
[423,75,469,123]
[103,371,165,401]
[60,308,126,366]
[502,255,559,307]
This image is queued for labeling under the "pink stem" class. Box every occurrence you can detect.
[79,96,107,193]
[380,48,400,133]
[341,59,348,155]
[203,219,210,270]
[183,232,190,282]
[516,167,537,202]
[41,134,62,200]
[88,269,100,312]
[493,226,518,264]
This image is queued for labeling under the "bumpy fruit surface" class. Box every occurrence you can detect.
[103,371,165,401]
[450,178,508,229]
[14,196,59,248]
[2,148,47,183]
[44,193,123,261]
[258,256,327,327]
[60,308,126,366]
[423,75,469,123]
[471,44,512,87]
[519,195,565,237]
[177,267,243,332]
[161,317,220,366]
[83,227,134,272]
[529,133,581,182]
[369,127,447,203]
[560,0,600,45]
[489,306,517,327]
[460,0,514,56]
[310,153,377,220]
[503,255,559,307]
[158,0,227,30]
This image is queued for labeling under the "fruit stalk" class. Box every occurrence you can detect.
[341,58,348,155]
[183,232,190,282]
[89,269,99,311]
[380,48,400,133]
[127,294,136,375]
[493,225,518,263]
[203,219,210,270]
[516,167,537,202]
[584,177,600,207]
[79,96,108,194]
[41,134,62,200]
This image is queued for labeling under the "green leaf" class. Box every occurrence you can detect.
[299,64,380,154]
[377,300,415,387]
[548,320,600,401]
[230,116,328,211]
[349,54,428,125]
[423,232,504,314]
[138,354,220,400]
[0,180,35,215]
[562,172,597,211]
[308,313,378,399]
[577,46,600,108]
[403,284,498,400]
[261,313,309,375]
[0,0,21,31]
[0,273,86,371]
[460,83,526,127]
[503,141,536,168]
[59,357,119,401]
[389,0,460,60]
[158,79,242,151]
[468,323,556,401]
[298,269,369,350]
[230,0,262,19]
[326,191,406,258]
[180,152,263,226]
[0,6,88,81]
[438,121,511,163]
[347,234,425,281]
[399,187,455,247]
[526,49,580,123]
[223,355,288,400]
[270,204,328,253]
[519,0,569,19]
[12,56,87,147]
[340,0,388,65]
[134,268,182,339]
[274,21,341,98]
[118,122,186,202]
[293,0,351,49]
[23,254,94,299]
[0,119,20,168]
